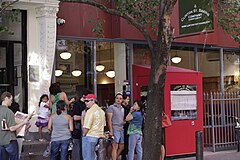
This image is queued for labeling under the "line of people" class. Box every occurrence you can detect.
[68,91,144,160]
[0,82,167,160]
[43,83,145,160]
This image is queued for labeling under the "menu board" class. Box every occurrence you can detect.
[171,91,197,110]
[170,84,197,120]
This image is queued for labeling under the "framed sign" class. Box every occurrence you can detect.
[58,62,72,77]
[29,65,39,82]
[170,84,197,120]
[179,0,214,35]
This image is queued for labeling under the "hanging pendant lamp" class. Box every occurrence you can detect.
[60,51,72,60]
[106,43,115,78]
[55,69,63,77]
[96,45,105,72]
[71,69,82,77]
[106,70,115,78]
[171,51,181,64]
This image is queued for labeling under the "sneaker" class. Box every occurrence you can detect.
[43,146,50,157]
[39,139,46,142]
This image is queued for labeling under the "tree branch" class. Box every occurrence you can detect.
[62,0,154,51]
[0,0,19,13]
[156,0,177,50]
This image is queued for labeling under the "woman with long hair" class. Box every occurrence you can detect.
[49,83,75,114]
[48,100,73,160]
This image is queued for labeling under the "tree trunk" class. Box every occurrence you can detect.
[142,18,174,160]
[142,52,167,160]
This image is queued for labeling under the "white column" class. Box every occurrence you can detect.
[114,43,126,94]
[27,5,58,115]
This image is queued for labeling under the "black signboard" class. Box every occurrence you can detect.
[179,0,214,35]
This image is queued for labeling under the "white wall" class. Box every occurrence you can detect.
[13,0,59,132]
[114,43,127,94]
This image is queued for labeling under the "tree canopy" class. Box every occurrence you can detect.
[217,0,240,42]
[0,0,20,34]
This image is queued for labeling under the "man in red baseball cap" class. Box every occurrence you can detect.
[82,94,106,160]
[85,94,96,100]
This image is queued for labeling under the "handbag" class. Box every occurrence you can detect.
[162,113,172,128]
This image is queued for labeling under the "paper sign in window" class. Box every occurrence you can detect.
[171,91,197,110]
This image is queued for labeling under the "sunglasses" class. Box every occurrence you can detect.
[84,99,94,103]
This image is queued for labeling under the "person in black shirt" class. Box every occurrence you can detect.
[121,94,130,160]
[9,101,20,114]
[71,89,89,160]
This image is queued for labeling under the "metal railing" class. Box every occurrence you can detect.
[203,91,240,152]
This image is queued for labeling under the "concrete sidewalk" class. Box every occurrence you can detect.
[178,150,240,160]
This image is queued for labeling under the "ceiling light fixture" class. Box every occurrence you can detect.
[106,70,115,78]
[171,51,182,64]
[60,51,71,60]
[55,70,63,77]
[96,64,105,72]
[96,45,105,72]
[71,69,82,77]
[171,56,182,64]
[106,42,115,78]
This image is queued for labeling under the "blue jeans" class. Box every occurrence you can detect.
[50,139,70,160]
[128,134,142,160]
[0,140,19,160]
[82,136,98,160]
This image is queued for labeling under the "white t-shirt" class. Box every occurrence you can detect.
[39,102,49,119]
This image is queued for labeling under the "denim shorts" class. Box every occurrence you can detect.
[113,130,124,144]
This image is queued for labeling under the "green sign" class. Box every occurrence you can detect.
[179,0,214,35]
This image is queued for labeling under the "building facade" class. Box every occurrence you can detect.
[56,1,240,106]
[0,0,59,115]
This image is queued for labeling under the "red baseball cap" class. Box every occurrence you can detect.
[85,94,96,99]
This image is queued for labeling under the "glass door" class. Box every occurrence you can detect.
[0,43,14,95]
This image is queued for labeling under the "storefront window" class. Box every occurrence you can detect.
[133,44,151,65]
[133,44,195,71]
[170,49,195,70]
[55,40,115,106]
[199,50,240,92]
[56,40,87,98]
[223,52,240,92]
[14,43,24,110]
